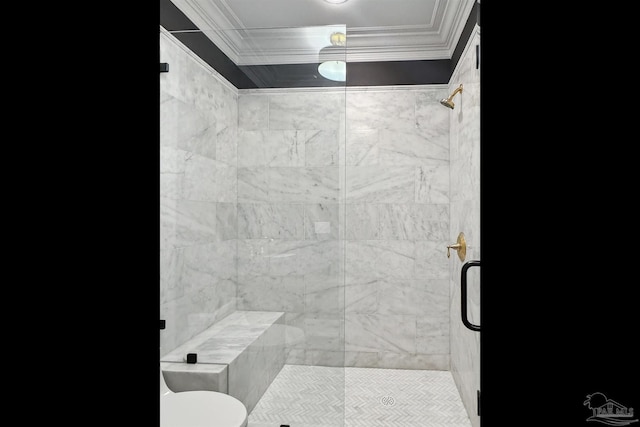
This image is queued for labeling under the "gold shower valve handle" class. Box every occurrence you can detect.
[446,244,461,258]
[446,232,467,261]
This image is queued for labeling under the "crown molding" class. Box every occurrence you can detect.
[168,0,476,65]
[169,0,245,63]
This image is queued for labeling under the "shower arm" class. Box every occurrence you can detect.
[447,84,463,101]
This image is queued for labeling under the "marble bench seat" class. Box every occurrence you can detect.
[161,310,286,413]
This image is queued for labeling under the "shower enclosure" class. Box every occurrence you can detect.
[160,2,481,425]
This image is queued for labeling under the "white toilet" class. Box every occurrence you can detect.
[160,366,248,427]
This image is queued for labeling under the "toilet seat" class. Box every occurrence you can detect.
[161,390,248,427]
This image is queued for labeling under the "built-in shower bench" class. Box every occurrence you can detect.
[161,310,286,413]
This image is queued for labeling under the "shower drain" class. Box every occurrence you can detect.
[380,396,395,406]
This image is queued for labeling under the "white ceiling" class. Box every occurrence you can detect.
[168,0,477,65]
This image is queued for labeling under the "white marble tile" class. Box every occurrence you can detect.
[237,130,267,167]
[375,352,449,370]
[304,203,339,240]
[237,275,305,312]
[238,167,270,203]
[303,314,344,351]
[160,296,195,357]
[162,311,283,361]
[161,362,228,393]
[345,129,379,165]
[415,89,451,142]
[266,130,307,166]
[448,27,481,427]
[159,33,182,100]
[378,129,448,165]
[160,30,242,366]
[416,161,450,204]
[269,93,345,130]
[344,351,379,367]
[302,350,345,367]
[304,274,342,314]
[345,203,379,240]
[346,166,415,203]
[213,82,238,134]
[268,167,339,203]
[345,313,416,353]
[248,365,346,426]
[346,240,415,280]
[239,130,310,167]
[344,277,378,314]
[186,61,219,114]
[215,163,237,203]
[413,204,449,240]
[415,240,450,279]
[174,199,217,247]
[215,125,237,166]
[377,204,413,240]
[449,136,479,203]
[160,92,179,148]
[160,247,185,305]
[182,154,237,202]
[376,279,424,316]
[249,365,471,426]
[179,241,237,290]
[160,196,177,249]
[160,146,186,200]
[160,31,485,411]
[238,94,269,130]
[182,154,218,201]
[215,202,237,240]
[417,316,449,354]
[162,310,285,414]
[305,130,339,166]
[164,290,229,348]
[283,312,306,350]
[229,328,285,413]
[284,347,306,365]
[421,279,449,318]
[269,240,340,277]
[174,98,217,159]
[346,90,416,131]
[378,203,449,240]
[240,167,339,204]
[237,239,270,276]
[238,203,304,239]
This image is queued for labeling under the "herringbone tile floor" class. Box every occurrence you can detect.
[248,365,472,427]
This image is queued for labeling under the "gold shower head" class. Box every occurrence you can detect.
[440,84,464,109]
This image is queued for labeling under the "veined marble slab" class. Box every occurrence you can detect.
[160,310,286,413]
[161,361,227,393]
[161,310,284,364]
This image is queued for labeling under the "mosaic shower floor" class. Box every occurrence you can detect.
[247,364,473,427]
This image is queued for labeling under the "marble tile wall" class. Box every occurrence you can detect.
[237,85,452,370]
[237,89,345,367]
[448,26,481,427]
[343,85,452,370]
[160,25,471,379]
[228,312,286,413]
[160,28,239,357]
[160,311,286,413]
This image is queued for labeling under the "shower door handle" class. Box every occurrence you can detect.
[461,260,481,332]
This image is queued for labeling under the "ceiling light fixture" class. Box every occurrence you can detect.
[324,0,349,4]
[318,32,347,82]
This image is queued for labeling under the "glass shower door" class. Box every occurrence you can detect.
[160,7,347,423]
